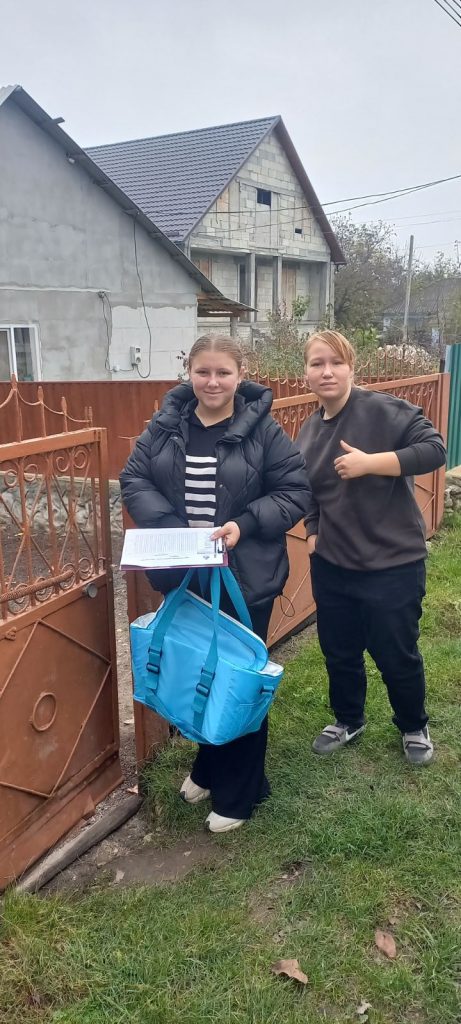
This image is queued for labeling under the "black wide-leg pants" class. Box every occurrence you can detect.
[191,597,274,819]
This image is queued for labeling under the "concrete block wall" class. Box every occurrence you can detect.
[189,129,331,263]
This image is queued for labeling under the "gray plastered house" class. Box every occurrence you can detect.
[0,85,246,382]
[88,116,345,344]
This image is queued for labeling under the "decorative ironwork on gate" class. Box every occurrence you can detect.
[0,377,102,621]
[0,377,121,891]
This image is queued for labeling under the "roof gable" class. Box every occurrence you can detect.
[0,84,225,298]
[88,116,345,264]
[87,116,279,242]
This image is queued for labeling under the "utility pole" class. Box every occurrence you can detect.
[455,240,460,269]
[402,234,414,347]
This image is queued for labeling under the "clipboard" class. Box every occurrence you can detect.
[120,527,228,570]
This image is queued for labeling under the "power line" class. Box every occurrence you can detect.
[331,176,461,215]
[375,208,461,222]
[194,199,461,236]
[412,218,461,226]
[432,0,461,28]
[322,174,461,206]
[436,0,461,25]
[193,183,461,236]
[416,241,461,249]
[183,171,461,223]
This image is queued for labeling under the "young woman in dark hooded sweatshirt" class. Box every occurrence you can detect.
[297,330,446,765]
[120,334,311,832]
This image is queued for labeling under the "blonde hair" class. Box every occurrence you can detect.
[188,334,244,372]
[304,330,356,369]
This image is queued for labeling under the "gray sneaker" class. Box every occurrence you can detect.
[312,721,365,755]
[402,727,433,765]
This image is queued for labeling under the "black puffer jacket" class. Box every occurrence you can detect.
[120,381,311,607]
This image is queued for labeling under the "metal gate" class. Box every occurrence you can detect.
[0,383,121,890]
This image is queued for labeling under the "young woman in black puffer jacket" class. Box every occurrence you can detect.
[120,334,311,833]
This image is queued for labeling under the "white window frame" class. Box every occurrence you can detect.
[0,324,42,381]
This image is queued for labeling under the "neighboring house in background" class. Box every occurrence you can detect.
[383,277,461,349]
[88,116,345,343]
[0,85,244,382]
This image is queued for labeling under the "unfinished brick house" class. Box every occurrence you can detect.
[89,116,345,343]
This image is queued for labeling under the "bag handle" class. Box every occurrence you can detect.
[146,567,195,680]
[147,567,252,674]
[218,567,252,630]
[191,569,222,726]
[146,566,254,727]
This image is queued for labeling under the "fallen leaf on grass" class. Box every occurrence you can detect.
[270,958,308,985]
[374,928,397,959]
[388,915,398,926]
[356,1000,372,1016]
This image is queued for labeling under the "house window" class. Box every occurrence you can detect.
[295,228,303,235]
[192,256,212,280]
[0,325,42,382]
[257,188,271,207]
[238,263,247,304]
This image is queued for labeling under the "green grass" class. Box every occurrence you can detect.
[1,515,461,1024]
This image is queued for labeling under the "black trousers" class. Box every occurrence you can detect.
[190,596,274,819]
[310,553,428,734]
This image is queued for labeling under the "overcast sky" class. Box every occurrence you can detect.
[3,0,461,266]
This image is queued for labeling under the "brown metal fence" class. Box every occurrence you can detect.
[0,350,441,478]
[246,350,439,396]
[0,379,174,480]
[0,380,121,889]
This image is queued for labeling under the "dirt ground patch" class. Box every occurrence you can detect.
[44,821,223,895]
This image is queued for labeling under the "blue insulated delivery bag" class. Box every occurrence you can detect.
[130,566,283,745]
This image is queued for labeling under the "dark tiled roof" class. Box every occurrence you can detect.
[87,117,279,241]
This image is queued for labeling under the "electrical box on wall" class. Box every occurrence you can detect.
[130,345,142,367]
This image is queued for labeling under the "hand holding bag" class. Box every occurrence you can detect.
[130,566,283,745]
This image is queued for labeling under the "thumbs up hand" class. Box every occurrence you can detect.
[334,440,371,479]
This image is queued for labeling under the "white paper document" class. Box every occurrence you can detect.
[120,528,227,570]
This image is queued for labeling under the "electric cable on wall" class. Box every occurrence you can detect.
[132,215,153,379]
[98,291,113,371]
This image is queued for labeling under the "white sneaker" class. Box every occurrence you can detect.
[205,811,245,833]
[179,775,210,804]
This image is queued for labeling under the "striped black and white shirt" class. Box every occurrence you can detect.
[185,412,230,528]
